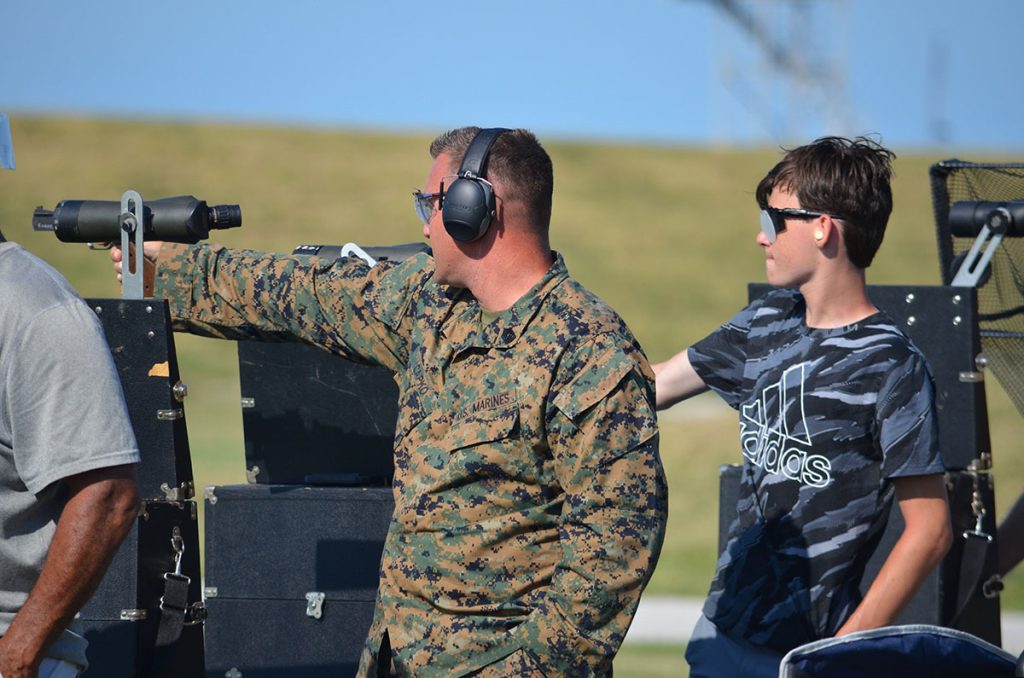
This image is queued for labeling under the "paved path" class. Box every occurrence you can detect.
[625,596,1024,657]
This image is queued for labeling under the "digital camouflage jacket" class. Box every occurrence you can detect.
[154,244,668,677]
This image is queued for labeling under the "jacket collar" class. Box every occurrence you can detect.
[443,252,568,352]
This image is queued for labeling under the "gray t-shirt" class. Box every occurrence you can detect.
[0,242,140,668]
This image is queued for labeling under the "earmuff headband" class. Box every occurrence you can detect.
[458,127,510,179]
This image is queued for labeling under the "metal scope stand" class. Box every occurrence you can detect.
[78,190,206,677]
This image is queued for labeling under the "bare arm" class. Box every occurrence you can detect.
[835,473,951,636]
[652,349,709,410]
[0,465,139,677]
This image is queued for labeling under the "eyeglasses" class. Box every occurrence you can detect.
[413,188,444,225]
[759,206,844,244]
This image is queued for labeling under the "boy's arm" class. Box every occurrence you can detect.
[652,348,708,410]
[835,473,951,635]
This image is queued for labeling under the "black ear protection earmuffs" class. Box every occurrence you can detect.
[442,127,510,242]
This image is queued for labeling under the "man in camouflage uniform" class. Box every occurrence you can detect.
[655,137,951,678]
[115,127,667,676]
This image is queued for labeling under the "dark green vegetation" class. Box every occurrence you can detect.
[1,118,1020,676]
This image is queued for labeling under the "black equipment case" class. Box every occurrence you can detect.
[233,242,428,488]
[236,342,398,486]
[79,499,204,677]
[86,298,197,501]
[80,299,205,676]
[202,484,395,677]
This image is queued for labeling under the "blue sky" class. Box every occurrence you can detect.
[2,0,1022,152]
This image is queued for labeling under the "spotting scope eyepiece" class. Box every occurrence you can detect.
[32,195,242,243]
[948,200,1024,238]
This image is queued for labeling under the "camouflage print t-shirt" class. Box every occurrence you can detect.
[688,289,943,653]
[153,244,668,677]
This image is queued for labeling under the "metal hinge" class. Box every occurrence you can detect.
[161,481,195,501]
[305,592,325,619]
[968,452,993,472]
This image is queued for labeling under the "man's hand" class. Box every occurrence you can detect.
[0,636,41,678]
[110,241,163,296]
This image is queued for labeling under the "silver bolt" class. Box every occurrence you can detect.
[907,316,916,326]
[953,316,962,326]
[905,293,915,304]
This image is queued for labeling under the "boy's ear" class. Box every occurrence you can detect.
[815,215,842,247]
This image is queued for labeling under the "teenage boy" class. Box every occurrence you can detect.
[655,136,951,678]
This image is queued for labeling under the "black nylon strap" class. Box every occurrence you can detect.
[149,572,190,676]
[951,531,991,627]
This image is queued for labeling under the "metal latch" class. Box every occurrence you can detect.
[960,353,989,383]
[968,452,993,472]
[161,481,195,501]
[963,476,992,543]
[157,408,184,421]
[120,609,147,621]
[305,592,325,619]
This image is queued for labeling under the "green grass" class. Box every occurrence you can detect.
[615,643,688,676]
[1,116,1021,613]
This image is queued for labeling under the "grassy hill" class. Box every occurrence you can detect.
[2,115,1020,631]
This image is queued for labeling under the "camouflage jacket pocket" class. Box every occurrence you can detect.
[444,401,519,452]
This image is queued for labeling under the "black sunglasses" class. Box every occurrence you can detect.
[759,206,845,243]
